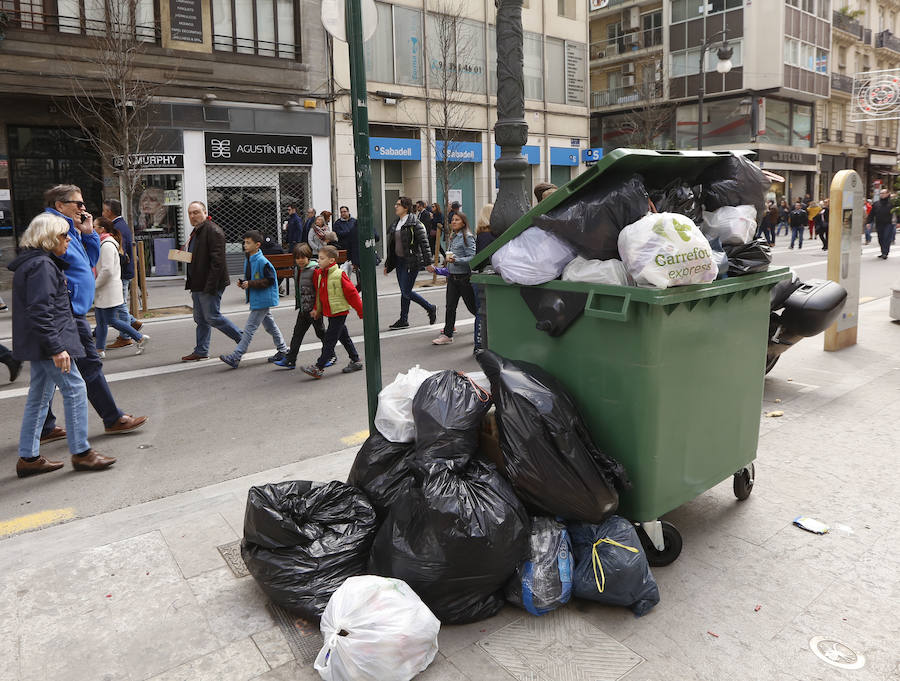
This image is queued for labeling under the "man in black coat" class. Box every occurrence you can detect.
[182,201,243,361]
[866,188,895,259]
[285,204,303,252]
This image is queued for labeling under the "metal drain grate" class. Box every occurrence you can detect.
[217,540,249,578]
[268,602,324,664]
[478,609,644,681]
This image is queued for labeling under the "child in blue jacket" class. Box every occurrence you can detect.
[220,231,288,368]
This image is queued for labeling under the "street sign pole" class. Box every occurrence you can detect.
[345,0,382,429]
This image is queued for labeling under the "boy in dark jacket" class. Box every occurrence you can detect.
[219,231,288,368]
[273,243,335,369]
[301,246,364,379]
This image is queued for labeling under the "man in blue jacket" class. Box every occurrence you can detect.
[102,198,143,348]
[302,208,316,245]
[285,204,304,252]
[41,185,147,435]
[333,206,359,277]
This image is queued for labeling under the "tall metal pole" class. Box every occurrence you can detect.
[697,46,705,150]
[490,0,530,235]
[345,0,382,430]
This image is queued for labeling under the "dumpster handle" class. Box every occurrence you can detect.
[584,290,631,322]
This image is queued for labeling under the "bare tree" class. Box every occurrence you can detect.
[618,94,675,150]
[58,0,171,223]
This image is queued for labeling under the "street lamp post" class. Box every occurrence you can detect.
[696,33,733,151]
[490,0,530,236]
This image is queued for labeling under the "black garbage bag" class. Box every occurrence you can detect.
[532,174,649,260]
[477,350,630,523]
[242,480,377,620]
[346,431,414,520]
[649,180,702,224]
[369,459,530,624]
[724,238,772,276]
[569,516,660,617]
[412,370,492,467]
[699,154,769,219]
[505,517,574,616]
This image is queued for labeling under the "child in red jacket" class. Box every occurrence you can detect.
[301,245,364,379]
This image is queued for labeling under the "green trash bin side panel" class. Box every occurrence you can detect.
[479,270,789,521]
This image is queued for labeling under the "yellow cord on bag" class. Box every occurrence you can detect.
[592,537,639,594]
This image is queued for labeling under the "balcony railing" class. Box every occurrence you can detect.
[875,30,900,54]
[831,72,854,93]
[589,30,662,60]
[833,10,864,40]
[0,7,160,42]
[864,28,873,45]
[820,127,830,142]
[591,81,663,109]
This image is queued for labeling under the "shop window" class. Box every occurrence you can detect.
[56,0,157,41]
[426,13,485,94]
[133,174,182,276]
[759,98,790,146]
[490,27,542,100]
[365,2,395,83]
[213,0,298,59]
[394,6,424,86]
[546,37,566,104]
[792,104,813,147]
[675,98,751,149]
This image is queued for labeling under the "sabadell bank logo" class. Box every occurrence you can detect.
[374,144,413,157]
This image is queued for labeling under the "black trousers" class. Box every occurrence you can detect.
[877,223,894,257]
[287,311,325,362]
[316,315,359,369]
[443,273,477,338]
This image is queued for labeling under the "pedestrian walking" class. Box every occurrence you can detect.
[219,230,288,368]
[9,212,116,478]
[102,198,142,349]
[38,185,147,435]
[182,201,243,361]
[864,198,873,243]
[384,196,436,329]
[307,215,331,253]
[93,217,149,357]
[815,199,829,251]
[761,200,778,245]
[285,204,304,252]
[473,203,495,352]
[807,201,821,239]
[0,343,22,382]
[273,243,334,370]
[333,206,359,277]
[776,199,789,237]
[428,211,476,346]
[789,200,808,249]
[867,188,895,259]
[302,208,316,245]
[300,245,364,378]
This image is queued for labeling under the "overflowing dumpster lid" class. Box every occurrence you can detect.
[471,148,758,270]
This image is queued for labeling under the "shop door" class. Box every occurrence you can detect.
[7,126,102,242]
[436,163,475,221]
[551,165,572,188]
[382,160,404,260]
[132,174,183,276]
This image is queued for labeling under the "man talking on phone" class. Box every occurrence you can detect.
[40,185,147,436]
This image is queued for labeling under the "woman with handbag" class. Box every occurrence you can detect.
[427,211,476,345]
[383,196,436,330]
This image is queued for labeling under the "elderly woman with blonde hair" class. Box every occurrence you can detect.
[7,213,115,478]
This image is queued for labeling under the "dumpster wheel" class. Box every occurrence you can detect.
[636,521,683,567]
[733,463,755,501]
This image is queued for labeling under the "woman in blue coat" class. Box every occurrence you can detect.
[8,213,115,477]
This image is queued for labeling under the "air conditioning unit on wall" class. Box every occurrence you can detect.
[623,75,636,87]
[622,62,635,75]
[625,6,640,30]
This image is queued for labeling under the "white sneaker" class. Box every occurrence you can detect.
[135,335,151,355]
[432,334,453,345]
[97,350,106,358]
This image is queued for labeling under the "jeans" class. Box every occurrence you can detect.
[443,274,477,338]
[20,360,90,458]
[865,224,872,243]
[192,289,243,356]
[119,279,136,325]
[95,306,142,350]
[775,221,787,236]
[286,311,325,362]
[876,223,894,257]
[394,259,434,323]
[232,308,287,359]
[316,315,359,369]
[790,226,804,248]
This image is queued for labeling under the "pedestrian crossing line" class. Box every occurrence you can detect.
[340,430,370,446]
[0,507,75,537]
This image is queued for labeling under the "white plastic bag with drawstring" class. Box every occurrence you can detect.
[374,366,437,442]
[314,576,441,681]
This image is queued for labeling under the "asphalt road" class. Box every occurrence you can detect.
[0,238,897,528]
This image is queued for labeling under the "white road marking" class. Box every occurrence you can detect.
[0,318,474,400]
[786,246,885,270]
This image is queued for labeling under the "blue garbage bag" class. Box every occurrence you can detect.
[505,517,574,616]
[569,516,660,617]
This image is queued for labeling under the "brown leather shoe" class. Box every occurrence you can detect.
[104,414,148,434]
[40,426,67,444]
[72,450,116,471]
[131,320,143,332]
[181,353,209,361]
[17,456,65,478]
[107,338,134,349]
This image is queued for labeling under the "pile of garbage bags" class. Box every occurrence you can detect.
[491,154,772,289]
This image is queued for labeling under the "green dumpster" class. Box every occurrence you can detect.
[471,149,790,565]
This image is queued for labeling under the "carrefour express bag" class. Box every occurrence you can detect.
[617,212,717,289]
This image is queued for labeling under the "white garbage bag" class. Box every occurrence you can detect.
[491,227,577,286]
[617,212,717,288]
[314,576,441,681]
[701,205,757,246]
[374,366,436,443]
[561,256,631,286]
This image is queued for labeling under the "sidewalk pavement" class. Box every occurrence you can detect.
[2,299,899,681]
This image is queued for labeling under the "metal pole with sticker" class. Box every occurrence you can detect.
[825,169,864,350]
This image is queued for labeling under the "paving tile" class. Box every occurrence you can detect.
[251,627,295,670]
[14,531,218,681]
[188,566,274,645]
[416,654,470,681]
[248,661,321,681]
[146,638,269,681]
[436,607,523,658]
[159,510,239,579]
[0,579,19,681]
